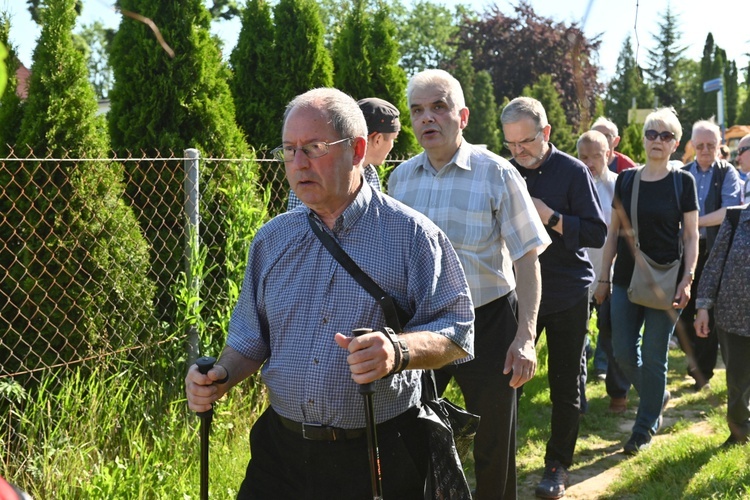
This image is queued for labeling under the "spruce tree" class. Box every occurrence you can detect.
[108,0,255,336]
[523,74,575,154]
[229,0,277,150]
[604,36,653,133]
[4,0,155,374]
[645,6,687,110]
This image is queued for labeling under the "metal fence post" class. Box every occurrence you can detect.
[185,148,201,365]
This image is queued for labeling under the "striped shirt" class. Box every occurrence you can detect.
[388,141,550,307]
[227,181,474,428]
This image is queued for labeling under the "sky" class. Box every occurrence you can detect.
[3,0,749,83]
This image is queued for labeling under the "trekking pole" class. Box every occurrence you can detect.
[352,328,384,500]
[195,356,217,500]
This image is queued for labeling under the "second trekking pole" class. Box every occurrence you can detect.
[195,356,216,500]
[352,328,384,500]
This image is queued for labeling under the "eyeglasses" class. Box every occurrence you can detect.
[503,130,542,150]
[271,137,353,162]
[738,146,750,156]
[644,129,676,142]
[694,143,717,151]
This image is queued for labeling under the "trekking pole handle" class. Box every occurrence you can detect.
[352,328,375,394]
[195,356,217,418]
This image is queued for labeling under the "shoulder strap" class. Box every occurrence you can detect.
[672,168,682,213]
[307,213,410,332]
[630,167,642,246]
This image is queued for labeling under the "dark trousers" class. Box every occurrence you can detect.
[677,239,718,384]
[435,292,519,500]
[536,293,589,468]
[597,296,631,399]
[237,406,428,499]
[718,327,750,440]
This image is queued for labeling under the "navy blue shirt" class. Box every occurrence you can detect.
[512,145,607,315]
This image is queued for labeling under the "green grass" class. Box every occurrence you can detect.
[2,328,749,498]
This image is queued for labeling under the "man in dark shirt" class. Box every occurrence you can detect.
[501,97,606,499]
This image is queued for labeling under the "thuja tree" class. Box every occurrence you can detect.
[230,0,277,151]
[333,0,418,156]
[108,0,259,351]
[522,74,576,154]
[262,0,333,212]
[604,35,654,135]
[0,13,23,155]
[3,0,155,375]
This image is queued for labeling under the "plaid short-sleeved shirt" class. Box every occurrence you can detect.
[227,181,474,428]
[388,141,550,307]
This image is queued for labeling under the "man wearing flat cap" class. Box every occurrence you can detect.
[287,96,400,210]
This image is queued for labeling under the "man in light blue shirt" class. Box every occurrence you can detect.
[186,88,474,499]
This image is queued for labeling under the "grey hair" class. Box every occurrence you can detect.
[591,116,618,137]
[643,107,683,143]
[501,96,548,130]
[284,88,367,139]
[691,119,721,142]
[407,69,466,110]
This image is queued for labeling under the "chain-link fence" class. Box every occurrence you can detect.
[0,147,408,493]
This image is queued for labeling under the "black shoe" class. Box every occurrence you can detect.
[623,432,651,455]
[535,460,569,499]
[721,434,749,449]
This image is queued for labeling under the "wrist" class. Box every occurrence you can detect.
[385,327,410,375]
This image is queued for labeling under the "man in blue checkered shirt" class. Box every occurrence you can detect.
[185,88,474,499]
[389,69,551,500]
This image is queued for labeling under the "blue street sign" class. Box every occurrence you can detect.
[703,78,723,92]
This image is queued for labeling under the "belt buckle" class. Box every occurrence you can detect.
[301,423,325,440]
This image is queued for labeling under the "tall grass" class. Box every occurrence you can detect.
[1,360,265,498]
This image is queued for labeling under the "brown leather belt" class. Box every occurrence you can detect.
[275,406,418,442]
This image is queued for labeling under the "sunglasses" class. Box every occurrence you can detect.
[738,146,750,156]
[644,129,676,142]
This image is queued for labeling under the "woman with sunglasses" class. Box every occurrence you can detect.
[594,107,699,455]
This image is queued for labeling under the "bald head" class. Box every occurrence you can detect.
[577,130,610,178]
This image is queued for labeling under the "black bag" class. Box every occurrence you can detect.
[308,214,479,499]
[420,370,479,500]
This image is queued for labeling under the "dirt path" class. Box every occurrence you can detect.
[517,404,716,499]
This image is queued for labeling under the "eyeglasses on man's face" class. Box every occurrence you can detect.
[271,137,353,163]
[644,129,676,142]
[694,143,717,151]
[503,130,542,150]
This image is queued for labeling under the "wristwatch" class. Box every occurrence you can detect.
[384,327,410,375]
[546,210,560,228]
